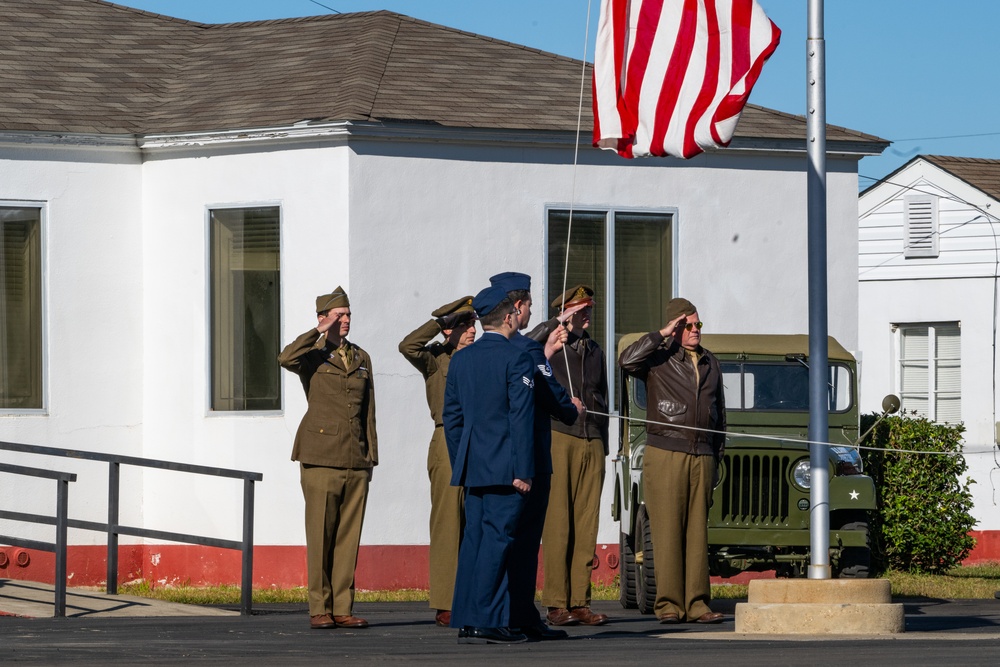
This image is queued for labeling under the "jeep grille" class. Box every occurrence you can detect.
[719,453,791,525]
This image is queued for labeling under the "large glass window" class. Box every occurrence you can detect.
[547,208,673,405]
[897,322,960,423]
[210,207,281,411]
[1,206,42,410]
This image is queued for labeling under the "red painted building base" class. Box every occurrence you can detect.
[2,531,997,590]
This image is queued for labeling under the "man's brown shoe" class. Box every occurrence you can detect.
[569,606,609,626]
[694,612,724,624]
[333,615,369,628]
[545,607,581,626]
[658,613,681,624]
[310,614,336,629]
[435,610,451,627]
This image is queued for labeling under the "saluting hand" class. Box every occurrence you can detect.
[556,302,588,329]
[659,314,687,338]
[316,311,342,334]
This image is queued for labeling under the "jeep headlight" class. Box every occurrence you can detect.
[792,459,811,490]
[831,446,863,475]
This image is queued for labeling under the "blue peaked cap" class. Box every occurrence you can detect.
[472,284,511,317]
[489,271,531,294]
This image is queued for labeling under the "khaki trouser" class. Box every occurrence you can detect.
[300,463,370,617]
[541,431,605,609]
[642,447,714,621]
[427,426,464,611]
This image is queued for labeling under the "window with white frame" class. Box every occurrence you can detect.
[903,195,939,258]
[547,208,673,404]
[209,207,281,411]
[1,206,43,410]
[896,322,961,423]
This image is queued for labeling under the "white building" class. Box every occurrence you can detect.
[0,0,887,588]
[859,154,1000,560]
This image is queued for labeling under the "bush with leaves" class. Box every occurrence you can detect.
[859,412,976,574]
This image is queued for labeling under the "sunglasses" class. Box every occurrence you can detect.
[684,321,704,331]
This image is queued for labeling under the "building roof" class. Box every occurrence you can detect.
[920,155,1000,201]
[2,0,888,148]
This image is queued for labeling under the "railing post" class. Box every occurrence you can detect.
[107,461,120,595]
[241,478,255,616]
[54,477,70,618]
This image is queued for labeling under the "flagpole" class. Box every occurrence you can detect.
[806,0,831,579]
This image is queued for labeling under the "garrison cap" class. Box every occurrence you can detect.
[472,285,510,317]
[316,286,349,313]
[665,297,697,323]
[489,271,531,294]
[431,296,475,319]
[551,284,595,310]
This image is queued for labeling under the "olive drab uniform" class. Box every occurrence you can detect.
[398,301,472,614]
[279,300,377,619]
[527,285,610,618]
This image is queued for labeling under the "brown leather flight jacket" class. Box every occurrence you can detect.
[618,331,726,459]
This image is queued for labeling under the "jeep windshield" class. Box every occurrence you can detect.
[720,362,853,412]
[631,361,853,413]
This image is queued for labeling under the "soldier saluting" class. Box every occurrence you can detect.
[398,296,477,628]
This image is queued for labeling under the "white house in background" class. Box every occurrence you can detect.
[0,0,889,589]
[859,154,1000,559]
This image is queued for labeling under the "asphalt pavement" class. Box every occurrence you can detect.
[2,579,999,665]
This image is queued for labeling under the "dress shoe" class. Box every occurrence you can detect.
[694,611,724,624]
[310,614,336,629]
[546,607,581,626]
[515,622,569,640]
[658,613,681,624]
[435,610,451,627]
[332,614,369,628]
[457,626,528,644]
[569,606,609,626]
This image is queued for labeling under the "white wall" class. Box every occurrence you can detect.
[347,140,863,546]
[1,135,868,552]
[0,144,145,542]
[138,142,352,547]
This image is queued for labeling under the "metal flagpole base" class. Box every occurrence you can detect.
[808,564,831,579]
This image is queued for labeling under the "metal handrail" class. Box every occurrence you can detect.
[0,441,263,615]
[0,462,76,617]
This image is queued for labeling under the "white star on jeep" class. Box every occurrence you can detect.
[849,490,859,500]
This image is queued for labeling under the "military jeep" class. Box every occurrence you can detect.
[613,333,876,612]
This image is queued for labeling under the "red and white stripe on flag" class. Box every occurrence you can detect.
[593,0,781,159]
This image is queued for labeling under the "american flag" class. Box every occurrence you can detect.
[593,0,781,159]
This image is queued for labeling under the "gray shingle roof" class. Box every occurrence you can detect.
[1,0,887,146]
[921,155,1000,201]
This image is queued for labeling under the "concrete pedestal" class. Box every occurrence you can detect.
[735,579,905,634]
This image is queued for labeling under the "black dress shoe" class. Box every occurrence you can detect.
[515,622,569,640]
[457,626,528,644]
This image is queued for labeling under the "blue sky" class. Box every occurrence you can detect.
[112,1,1000,187]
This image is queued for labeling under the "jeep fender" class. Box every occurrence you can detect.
[829,475,876,511]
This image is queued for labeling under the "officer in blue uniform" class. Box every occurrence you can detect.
[443,284,536,644]
[489,272,582,639]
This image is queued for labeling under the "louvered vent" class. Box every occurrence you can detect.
[904,195,939,258]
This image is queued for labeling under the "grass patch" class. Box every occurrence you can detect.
[884,562,1000,599]
[115,563,1000,605]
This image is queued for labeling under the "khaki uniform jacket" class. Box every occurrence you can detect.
[278,329,378,469]
[397,319,455,427]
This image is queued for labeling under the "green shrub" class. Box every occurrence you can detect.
[860,412,976,574]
